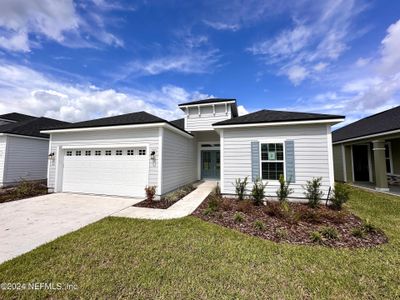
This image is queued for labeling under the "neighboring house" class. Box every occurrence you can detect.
[332,106,400,192]
[42,99,344,199]
[0,113,69,187]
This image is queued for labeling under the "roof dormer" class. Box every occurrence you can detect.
[178,98,238,132]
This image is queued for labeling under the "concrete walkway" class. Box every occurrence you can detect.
[113,181,217,220]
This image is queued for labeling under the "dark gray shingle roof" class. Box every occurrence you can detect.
[170,118,185,130]
[332,106,400,143]
[0,112,36,122]
[213,109,344,126]
[0,117,70,138]
[45,111,192,136]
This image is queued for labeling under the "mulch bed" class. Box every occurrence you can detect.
[134,185,196,209]
[0,184,48,204]
[134,199,175,209]
[192,196,388,248]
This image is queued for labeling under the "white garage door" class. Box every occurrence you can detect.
[62,147,149,197]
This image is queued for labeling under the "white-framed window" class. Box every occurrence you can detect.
[105,150,112,156]
[116,150,123,156]
[139,149,146,155]
[85,150,91,156]
[75,150,81,156]
[95,150,101,156]
[260,142,285,181]
[66,151,72,156]
[385,143,393,174]
[127,149,134,155]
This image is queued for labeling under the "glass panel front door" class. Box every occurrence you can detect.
[201,150,220,179]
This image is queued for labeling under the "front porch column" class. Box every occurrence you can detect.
[372,140,389,191]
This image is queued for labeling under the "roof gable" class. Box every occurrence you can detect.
[332,106,400,143]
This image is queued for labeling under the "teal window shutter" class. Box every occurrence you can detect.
[251,141,260,182]
[285,140,295,183]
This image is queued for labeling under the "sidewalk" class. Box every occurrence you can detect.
[113,181,217,220]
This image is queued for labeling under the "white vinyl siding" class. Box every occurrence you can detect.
[3,136,48,185]
[161,128,196,194]
[185,104,232,131]
[48,128,159,192]
[222,124,332,198]
[0,136,7,185]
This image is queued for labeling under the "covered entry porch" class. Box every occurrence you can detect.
[334,134,400,193]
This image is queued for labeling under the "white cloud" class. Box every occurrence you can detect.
[203,21,240,32]
[249,0,364,85]
[0,0,123,52]
[284,65,309,86]
[0,61,211,122]
[379,19,400,76]
[116,33,220,79]
[313,62,328,72]
[275,19,400,128]
[124,50,219,77]
[237,105,249,116]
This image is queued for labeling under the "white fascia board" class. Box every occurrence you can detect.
[0,133,48,141]
[178,101,236,109]
[41,122,193,139]
[213,118,345,129]
[332,128,400,144]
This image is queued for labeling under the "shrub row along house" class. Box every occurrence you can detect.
[41,98,344,199]
[332,106,400,193]
[0,113,69,187]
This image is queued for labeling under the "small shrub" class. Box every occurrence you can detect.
[251,178,267,206]
[330,183,351,210]
[320,226,338,240]
[351,227,365,238]
[233,177,248,200]
[310,231,323,243]
[303,177,324,208]
[254,220,265,231]
[319,209,347,224]
[237,199,253,213]
[276,175,293,202]
[275,228,288,240]
[296,205,321,223]
[207,194,220,211]
[203,207,215,216]
[219,198,234,211]
[264,202,285,218]
[145,185,157,201]
[362,219,377,233]
[233,212,245,223]
[14,180,46,199]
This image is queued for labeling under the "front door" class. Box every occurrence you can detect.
[352,145,370,181]
[201,150,220,179]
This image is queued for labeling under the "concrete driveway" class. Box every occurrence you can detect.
[0,193,142,264]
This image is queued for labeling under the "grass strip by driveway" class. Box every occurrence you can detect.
[0,186,400,299]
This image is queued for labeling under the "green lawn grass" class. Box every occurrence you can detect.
[1,187,400,299]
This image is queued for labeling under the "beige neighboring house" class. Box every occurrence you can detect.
[332,106,400,192]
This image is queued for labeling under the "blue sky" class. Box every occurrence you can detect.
[0,0,399,127]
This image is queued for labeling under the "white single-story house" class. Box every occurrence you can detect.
[0,113,69,187]
[42,98,344,199]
